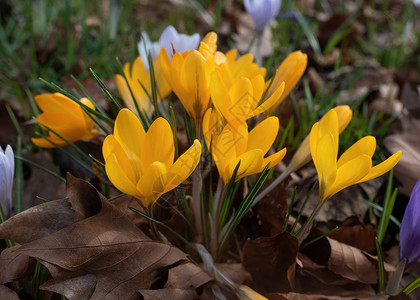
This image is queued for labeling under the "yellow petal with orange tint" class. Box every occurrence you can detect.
[358,151,402,183]
[227,149,264,183]
[165,139,201,192]
[337,136,376,168]
[247,116,279,154]
[140,117,174,168]
[105,153,139,198]
[262,148,287,171]
[114,108,145,160]
[324,154,372,202]
[136,161,167,208]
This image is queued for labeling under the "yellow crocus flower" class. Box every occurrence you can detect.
[210,64,285,122]
[32,93,97,148]
[253,105,353,207]
[310,109,401,203]
[214,49,266,80]
[236,285,269,300]
[103,109,201,209]
[288,105,353,172]
[266,50,307,114]
[115,52,171,115]
[160,32,217,124]
[203,109,286,184]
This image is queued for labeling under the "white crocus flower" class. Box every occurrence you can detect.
[0,145,14,219]
[137,25,200,71]
[244,0,282,32]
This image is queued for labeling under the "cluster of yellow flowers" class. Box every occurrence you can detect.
[31,31,401,228]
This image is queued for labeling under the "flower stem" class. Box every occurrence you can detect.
[296,202,323,244]
[256,32,263,67]
[192,121,203,240]
[252,167,291,207]
[385,259,406,295]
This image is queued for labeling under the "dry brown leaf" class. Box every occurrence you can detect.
[242,232,298,292]
[216,263,252,285]
[266,291,387,300]
[0,198,78,244]
[6,174,209,299]
[0,173,101,244]
[327,237,378,284]
[328,217,376,252]
[297,252,356,286]
[0,246,33,284]
[0,174,211,299]
[254,178,289,237]
[166,262,211,290]
[0,285,19,300]
[16,200,187,299]
[139,288,196,300]
[384,119,420,195]
[41,273,96,300]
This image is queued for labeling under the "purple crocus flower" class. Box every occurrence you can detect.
[137,25,200,71]
[0,145,14,219]
[244,0,282,32]
[400,178,420,268]
[414,0,420,11]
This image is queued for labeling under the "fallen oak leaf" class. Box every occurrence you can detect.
[327,237,378,284]
[0,173,101,244]
[266,291,388,300]
[0,246,34,284]
[0,285,19,300]
[242,232,298,293]
[16,189,196,299]
[328,216,376,252]
[138,288,197,300]
[0,198,78,245]
[41,273,96,300]
[165,261,212,290]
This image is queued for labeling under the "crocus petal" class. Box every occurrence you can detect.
[0,145,14,218]
[237,285,269,300]
[316,132,338,201]
[337,136,376,168]
[309,122,320,169]
[252,81,285,117]
[35,93,81,116]
[138,32,158,70]
[136,161,167,208]
[200,32,218,55]
[227,149,264,183]
[335,105,353,133]
[159,25,179,57]
[262,147,287,171]
[115,74,136,113]
[152,53,171,99]
[213,129,237,165]
[247,116,279,154]
[265,51,307,113]
[227,118,249,155]
[210,71,232,120]
[244,0,277,30]
[140,117,174,168]
[325,154,372,201]
[358,151,402,183]
[165,139,201,192]
[400,178,420,267]
[228,77,254,119]
[103,135,137,183]
[114,109,146,166]
[105,153,139,198]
